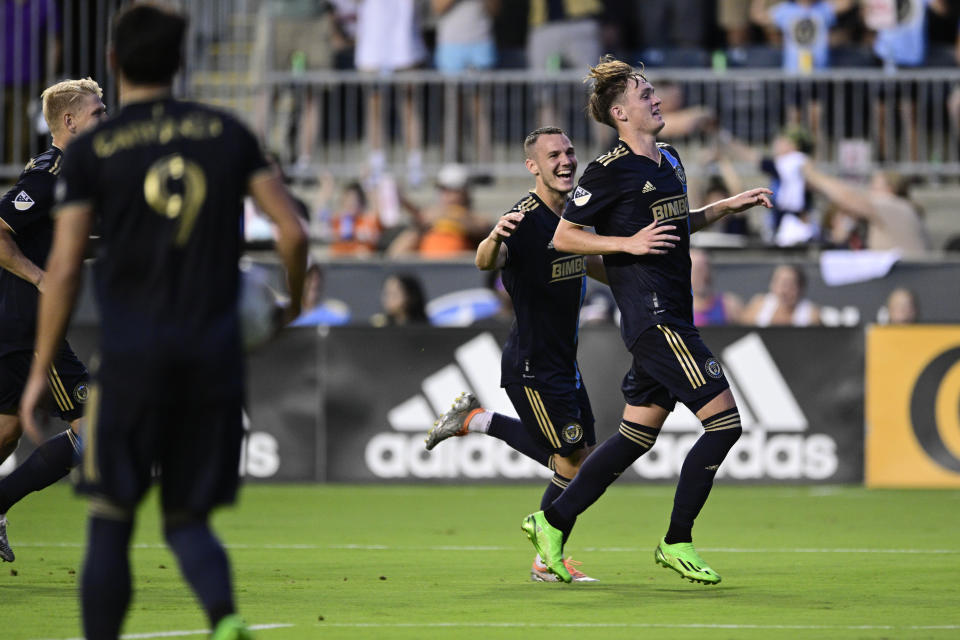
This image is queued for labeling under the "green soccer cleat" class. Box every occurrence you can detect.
[654,538,721,585]
[521,511,571,583]
[211,614,254,640]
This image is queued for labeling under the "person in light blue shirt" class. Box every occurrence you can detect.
[871,0,949,68]
[751,0,853,72]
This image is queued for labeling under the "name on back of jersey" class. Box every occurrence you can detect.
[651,194,689,224]
[550,255,586,282]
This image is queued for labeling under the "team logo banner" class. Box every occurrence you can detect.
[866,326,960,488]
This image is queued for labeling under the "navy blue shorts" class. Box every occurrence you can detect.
[505,382,597,457]
[622,323,729,414]
[0,344,89,422]
[78,376,244,514]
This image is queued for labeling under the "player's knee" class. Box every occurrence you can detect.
[554,444,591,477]
[162,509,208,537]
[0,416,23,450]
[701,407,743,444]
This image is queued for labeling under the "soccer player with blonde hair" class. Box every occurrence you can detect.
[522,56,772,584]
[0,76,106,562]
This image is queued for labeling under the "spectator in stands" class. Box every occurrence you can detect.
[750,0,854,73]
[720,0,763,49]
[355,0,428,185]
[371,272,430,326]
[691,249,744,326]
[865,0,950,162]
[656,81,715,142]
[718,125,815,244]
[315,175,381,255]
[252,1,338,169]
[3,0,60,164]
[432,0,500,163]
[742,264,822,326]
[292,264,352,326]
[386,163,488,258]
[635,0,709,52]
[878,286,920,324]
[802,161,930,254]
[526,0,606,150]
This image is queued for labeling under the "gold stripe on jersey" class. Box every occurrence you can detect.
[513,195,541,213]
[49,154,62,175]
[703,414,742,432]
[47,364,74,411]
[657,325,705,389]
[83,384,101,483]
[524,386,562,449]
[618,421,657,448]
[551,475,570,489]
[597,144,629,166]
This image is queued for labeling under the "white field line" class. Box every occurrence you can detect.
[14,542,960,554]
[316,622,959,631]
[34,623,292,640]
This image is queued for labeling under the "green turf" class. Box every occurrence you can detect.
[2,483,959,640]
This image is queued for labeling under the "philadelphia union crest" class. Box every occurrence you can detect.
[562,422,584,444]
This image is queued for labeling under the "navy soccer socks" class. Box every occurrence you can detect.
[487,413,552,468]
[82,516,134,640]
[665,408,742,544]
[541,472,575,545]
[544,421,660,535]
[165,520,236,629]
[0,429,80,515]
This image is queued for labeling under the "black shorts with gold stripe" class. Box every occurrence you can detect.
[504,382,596,457]
[621,322,729,414]
[0,343,89,422]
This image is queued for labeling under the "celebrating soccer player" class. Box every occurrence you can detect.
[523,56,772,584]
[426,127,606,582]
[0,78,107,562]
[19,5,307,639]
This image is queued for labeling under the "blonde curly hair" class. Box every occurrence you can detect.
[40,77,103,133]
[585,55,647,128]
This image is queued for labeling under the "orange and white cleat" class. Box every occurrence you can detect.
[425,392,481,450]
[531,556,598,582]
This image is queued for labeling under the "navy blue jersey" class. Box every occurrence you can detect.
[562,141,692,349]
[500,192,586,393]
[56,98,269,394]
[0,147,62,355]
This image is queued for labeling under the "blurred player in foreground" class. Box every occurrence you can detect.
[20,5,307,639]
[524,56,771,584]
[0,78,107,562]
[426,126,606,581]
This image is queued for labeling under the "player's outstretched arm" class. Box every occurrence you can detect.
[20,204,92,444]
[475,211,521,270]
[0,222,45,291]
[689,188,772,233]
[249,172,309,320]
[554,218,679,256]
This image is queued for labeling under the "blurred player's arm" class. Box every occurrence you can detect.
[801,163,875,220]
[0,220,45,291]
[476,211,522,270]
[248,171,309,319]
[585,255,607,284]
[20,204,92,443]
[689,188,772,233]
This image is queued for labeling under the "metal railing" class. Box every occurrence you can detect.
[249,68,960,180]
[4,0,960,181]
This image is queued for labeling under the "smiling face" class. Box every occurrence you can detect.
[526,132,577,197]
[613,76,664,136]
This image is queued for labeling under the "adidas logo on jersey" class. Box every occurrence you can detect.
[13,191,34,211]
[572,186,592,206]
[642,181,656,193]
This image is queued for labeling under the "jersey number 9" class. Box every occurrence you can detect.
[143,153,207,247]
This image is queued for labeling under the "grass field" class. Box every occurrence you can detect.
[2,483,959,640]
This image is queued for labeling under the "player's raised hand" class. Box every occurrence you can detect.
[723,187,773,214]
[623,221,680,255]
[490,211,525,241]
